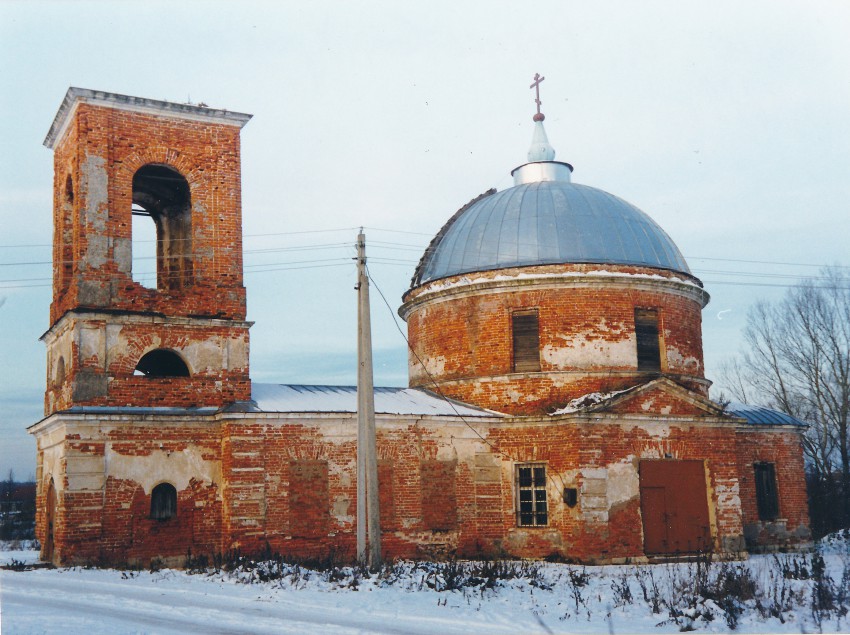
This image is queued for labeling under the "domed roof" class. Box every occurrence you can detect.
[412,180,691,287]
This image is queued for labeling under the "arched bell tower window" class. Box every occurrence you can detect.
[134,349,190,377]
[132,164,193,291]
[150,482,177,520]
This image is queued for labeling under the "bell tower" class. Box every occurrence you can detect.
[42,88,253,413]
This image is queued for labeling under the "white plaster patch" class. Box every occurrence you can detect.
[41,446,64,492]
[506,388,524,404]
[714,479,742,511]
[184,338,225,372]
[581,467,607,481]
[106,447,221,495]
[641,398,655,412]
[542,333,634,369]
[79,325,106,366]
[607,459,639,508]
[620,421,672,438]
[666,347,702,373]
[422,355,446,377]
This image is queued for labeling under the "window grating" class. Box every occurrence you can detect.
[512,310,540,372]
[516,464,548,526]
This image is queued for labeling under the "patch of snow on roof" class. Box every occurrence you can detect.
[549,388,634,415]
[251,384,500,417]
[420,269,702,295]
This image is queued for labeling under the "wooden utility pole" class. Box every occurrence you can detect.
[356,230,381,568]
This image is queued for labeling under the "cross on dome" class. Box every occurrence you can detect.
[530,73,545,122]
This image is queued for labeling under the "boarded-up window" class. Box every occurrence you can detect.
[635,308,662,371]
[378,459,396,530]
[289,460,330,537]
[512,310,540,372]
[516,464,548,527]
[754,462,779,521]
[150,482,177,520]
[420,460,457,530]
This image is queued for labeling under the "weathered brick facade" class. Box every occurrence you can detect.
[30,88,811,567]
[32,395,810,565]
[42,89,252,414]
[400,263,710,415]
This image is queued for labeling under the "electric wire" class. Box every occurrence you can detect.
[1,228,848,292]
[365,264,571,500]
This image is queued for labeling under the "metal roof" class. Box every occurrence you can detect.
[725,402,808,427]
[412,180,691,287]
[60,406,220,416]
[250,384,500,417]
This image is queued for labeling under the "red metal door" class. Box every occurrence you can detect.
[639,460,711,555]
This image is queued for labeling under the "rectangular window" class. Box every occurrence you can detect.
[754,462,779,521]
[516,463,548,527]
[512,310,540,372]
[635,308,662,371]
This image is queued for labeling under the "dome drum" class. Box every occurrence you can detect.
[403,266,709,415]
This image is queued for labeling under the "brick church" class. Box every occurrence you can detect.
[30,87,811,566]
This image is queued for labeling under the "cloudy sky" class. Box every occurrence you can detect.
[1,1,848,479]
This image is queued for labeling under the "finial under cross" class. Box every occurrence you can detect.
[530,73,545,122]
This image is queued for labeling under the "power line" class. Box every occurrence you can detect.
[365,264,569,496]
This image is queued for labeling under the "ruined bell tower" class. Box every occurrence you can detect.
[42,88,253,413]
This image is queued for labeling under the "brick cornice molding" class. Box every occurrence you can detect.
[400,267,709,319]
[45,87,252,149]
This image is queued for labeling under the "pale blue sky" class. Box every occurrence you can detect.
[1,1,849,479]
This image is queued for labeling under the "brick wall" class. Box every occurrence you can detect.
[736,428,811,550]
[49,102,247,323]
[402,264,709,415]
[33,409,809,566]
[44,99,251,413]
[34,415,222,566]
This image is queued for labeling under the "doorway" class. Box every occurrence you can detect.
[639,460,711,555]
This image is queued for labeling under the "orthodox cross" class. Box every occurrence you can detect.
[530,73,545,121]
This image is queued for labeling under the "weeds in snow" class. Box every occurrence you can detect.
[170,538,850,632]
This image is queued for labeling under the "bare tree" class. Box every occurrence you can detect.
[720,267,850,530]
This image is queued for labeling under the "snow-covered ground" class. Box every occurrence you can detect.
[2,538,849,634]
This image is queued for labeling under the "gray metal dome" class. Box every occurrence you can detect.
[412,180,691,287]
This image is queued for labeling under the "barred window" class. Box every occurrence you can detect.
[150,482,177,520]
[516,464,548,526]
[512,310,540,372]
[754,462,779,521]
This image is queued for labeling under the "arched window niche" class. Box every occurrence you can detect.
[59,173,74,294]
[131,164,193,291]
[134,349,190,378]
[150,482,177,520]
[54,356,66,389]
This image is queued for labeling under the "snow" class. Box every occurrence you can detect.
[3,540,849,634]
[549,388,634,415]
[250,384,499,417]
[419,269,703,296]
